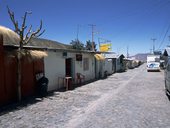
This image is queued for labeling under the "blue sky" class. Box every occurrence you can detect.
[1,0,170,55]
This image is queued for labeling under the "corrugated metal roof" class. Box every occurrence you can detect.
[104,53,124,59]
[104,53,118,58]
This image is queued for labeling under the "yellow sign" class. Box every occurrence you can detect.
[99,43,112,52]
[94,54,105,60]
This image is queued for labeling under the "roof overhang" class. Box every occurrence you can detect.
[94,54,105,60]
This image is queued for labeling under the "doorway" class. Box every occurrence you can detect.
[65,58,72,77]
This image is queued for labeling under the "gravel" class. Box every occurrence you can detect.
[0,64,170,128]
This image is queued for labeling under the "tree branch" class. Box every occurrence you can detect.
[21,11,31,35]
[7,6,20,33]
[24,20,45,44]
[7,6,45,46]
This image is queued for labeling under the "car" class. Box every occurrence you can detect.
[164,57,170,96]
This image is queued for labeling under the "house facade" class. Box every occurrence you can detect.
[104,53,125,73]
[44,50,96,91]
[102,54,116,75]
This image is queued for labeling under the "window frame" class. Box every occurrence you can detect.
[83,58,89,71]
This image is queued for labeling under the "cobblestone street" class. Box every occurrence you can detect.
[0,64,170,128]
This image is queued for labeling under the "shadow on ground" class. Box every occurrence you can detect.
[0,79,100,115]
[0,75,117,115]
[0,92,58,116]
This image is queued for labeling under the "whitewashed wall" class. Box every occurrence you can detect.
[104,59,114,75]
[44,51,65,91]
[95,60,105,79]
[74,53,95,82]
[67,52,96,83]
[67,52,95,82]
[116,59,121,72]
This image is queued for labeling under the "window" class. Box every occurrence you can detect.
[83,58,89,71]
[76,54,82,61]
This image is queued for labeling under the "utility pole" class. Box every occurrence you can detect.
[89,24,96,51]
[151,38,156,54]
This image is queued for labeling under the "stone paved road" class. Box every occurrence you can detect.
[0,64,170,128]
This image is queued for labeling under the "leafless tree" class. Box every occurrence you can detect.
[7,6,45,101]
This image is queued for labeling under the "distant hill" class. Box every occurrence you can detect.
[131,53,150,61]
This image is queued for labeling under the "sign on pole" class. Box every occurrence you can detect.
[99,43,112,52]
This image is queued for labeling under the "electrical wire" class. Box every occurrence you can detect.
[109,0,170,39]
[157,24,170,49]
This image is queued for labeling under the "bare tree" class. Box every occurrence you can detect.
[7,6,45,101]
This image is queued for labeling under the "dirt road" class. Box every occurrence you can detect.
[0,64,170,128]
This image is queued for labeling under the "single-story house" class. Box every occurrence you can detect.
[0,25,118,106]
[17,38,97,92]
[43,49,96,91]
[103,53,116,75]
[124,57,141,69]
[104,53,125,72]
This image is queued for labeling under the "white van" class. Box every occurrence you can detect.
[147,55,160,72]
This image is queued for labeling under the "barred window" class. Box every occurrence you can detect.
[83,58,89,71]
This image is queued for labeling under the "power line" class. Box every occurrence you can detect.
[168,35,170,46]
[111,1,170,38]
[168,35,170,41]
[158,24,170,49]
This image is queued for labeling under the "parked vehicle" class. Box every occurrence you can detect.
[147,55,160,72]
[165,57,170,96]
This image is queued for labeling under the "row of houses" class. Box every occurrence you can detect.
[0,26,141,106]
